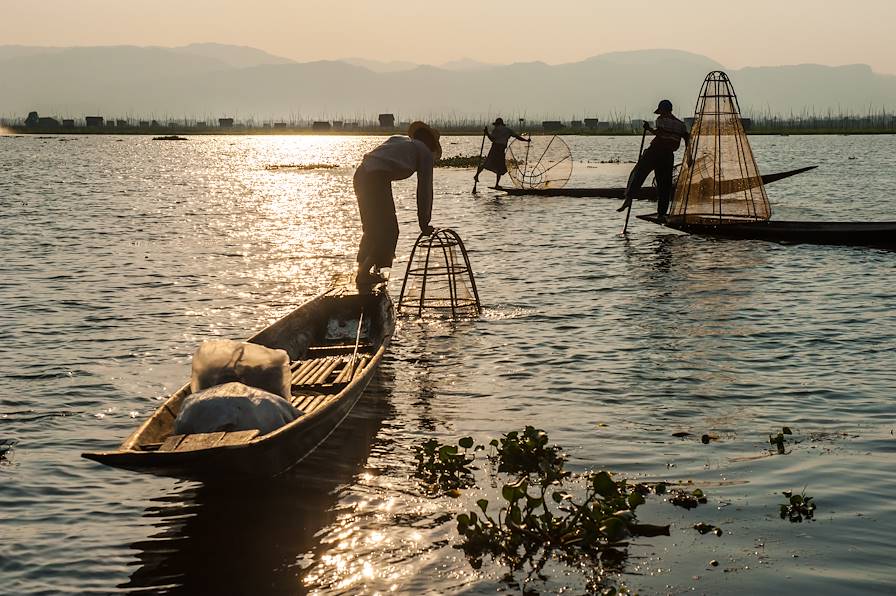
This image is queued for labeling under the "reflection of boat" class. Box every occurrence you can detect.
[122,373,395,594]
[500,166,816,198]
[637,213,896,249]
[82,284,395,480]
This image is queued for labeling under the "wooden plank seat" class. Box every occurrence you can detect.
[289,355,372,411]
[306,343,373,356]
[292,393,341,416]
[157,429,259,452]
[290,354,371,390]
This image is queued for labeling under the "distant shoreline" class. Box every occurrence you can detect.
[5,126,896,137]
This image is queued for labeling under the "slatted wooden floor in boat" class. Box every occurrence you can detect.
[154,351,371,453]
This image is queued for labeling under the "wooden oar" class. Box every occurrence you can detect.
[471,130,487,194]
[620,125,648,234]
[347,308,365,380]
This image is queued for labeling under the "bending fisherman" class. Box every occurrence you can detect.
[474,117,530,188]
[353,121,441,285]
[619,100,690,221]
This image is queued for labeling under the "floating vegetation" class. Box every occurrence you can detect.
[693,522,724,536]
[780,490,816,522]
[435,155,482,168]
[0,438,16,463]
[413,427,683,592]
[265,163,340,171]
[668,487,708,509]
[413,436,482,496]
[769,426,794,454]
[152,135,188,141]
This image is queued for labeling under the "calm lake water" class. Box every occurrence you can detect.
[1,133,894,595]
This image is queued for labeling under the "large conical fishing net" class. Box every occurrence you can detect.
[506,135,573,189]
[671,71,771,223]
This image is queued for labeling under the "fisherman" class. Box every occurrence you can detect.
[353,121,441,285]
[618,100,690,221]
[474,117,530,188]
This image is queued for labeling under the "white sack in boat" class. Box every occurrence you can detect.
[174,382,300,436]
[191,339,291,399]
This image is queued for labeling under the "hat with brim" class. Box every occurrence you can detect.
[408,121,442,160]
[654,99,674,114]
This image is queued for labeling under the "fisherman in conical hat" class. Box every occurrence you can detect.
[619,100,690,221]
[474,117,530,188]
[353,121,441,286]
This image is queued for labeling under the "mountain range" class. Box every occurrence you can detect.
[1,44,894,121]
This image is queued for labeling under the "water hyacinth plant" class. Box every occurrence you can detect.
[412,436,482,496]
[414,427,673,590]
[780,490,816,522]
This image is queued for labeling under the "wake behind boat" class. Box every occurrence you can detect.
[82,284,395,481]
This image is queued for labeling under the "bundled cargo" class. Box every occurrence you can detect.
[173,340,300,436]
[174,382,299,436]
[190,339,291,399]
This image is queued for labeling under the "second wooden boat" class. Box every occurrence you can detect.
[637,213,896,249]
[500,166,816,198]
[82,284,395,481]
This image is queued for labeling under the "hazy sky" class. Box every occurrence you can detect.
[3,0,895,74]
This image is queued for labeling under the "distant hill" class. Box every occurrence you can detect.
[174,43,295,68]
[341,58,419,73]
[1,45,894,120]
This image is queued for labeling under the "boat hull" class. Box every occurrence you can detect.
[501,166,817,198]
[638,214,896,249]
[82,285,395,481]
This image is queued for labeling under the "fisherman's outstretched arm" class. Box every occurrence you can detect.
[416,150,434,234]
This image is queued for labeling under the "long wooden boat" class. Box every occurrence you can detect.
[82,284,395,481]
[637,213,896,249]
[500,166,817,198]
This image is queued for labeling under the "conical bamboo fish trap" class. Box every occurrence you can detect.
[671,71,771,224]
[397,229,481,318]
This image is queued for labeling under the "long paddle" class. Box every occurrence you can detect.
[471,130,487,194]
[347,307,365,380]
[620,124,648,234]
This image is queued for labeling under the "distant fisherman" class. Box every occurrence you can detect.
[618,100,690,221]
[353,121,441,286]
[474,118,530,188]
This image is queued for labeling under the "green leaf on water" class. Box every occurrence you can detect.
[477,499,489,512]
[782,426,793,435]
[628,492,646,508]
[600,517,628,542]
[592,471,618,498]
[502,484,519,502]
[459,437,474,449]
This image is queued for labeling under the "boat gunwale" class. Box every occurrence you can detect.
[636,213,896,248]
[500,166,817,198]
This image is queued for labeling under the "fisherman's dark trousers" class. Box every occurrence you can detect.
[353,166,399,269]
[625,146,675,217]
